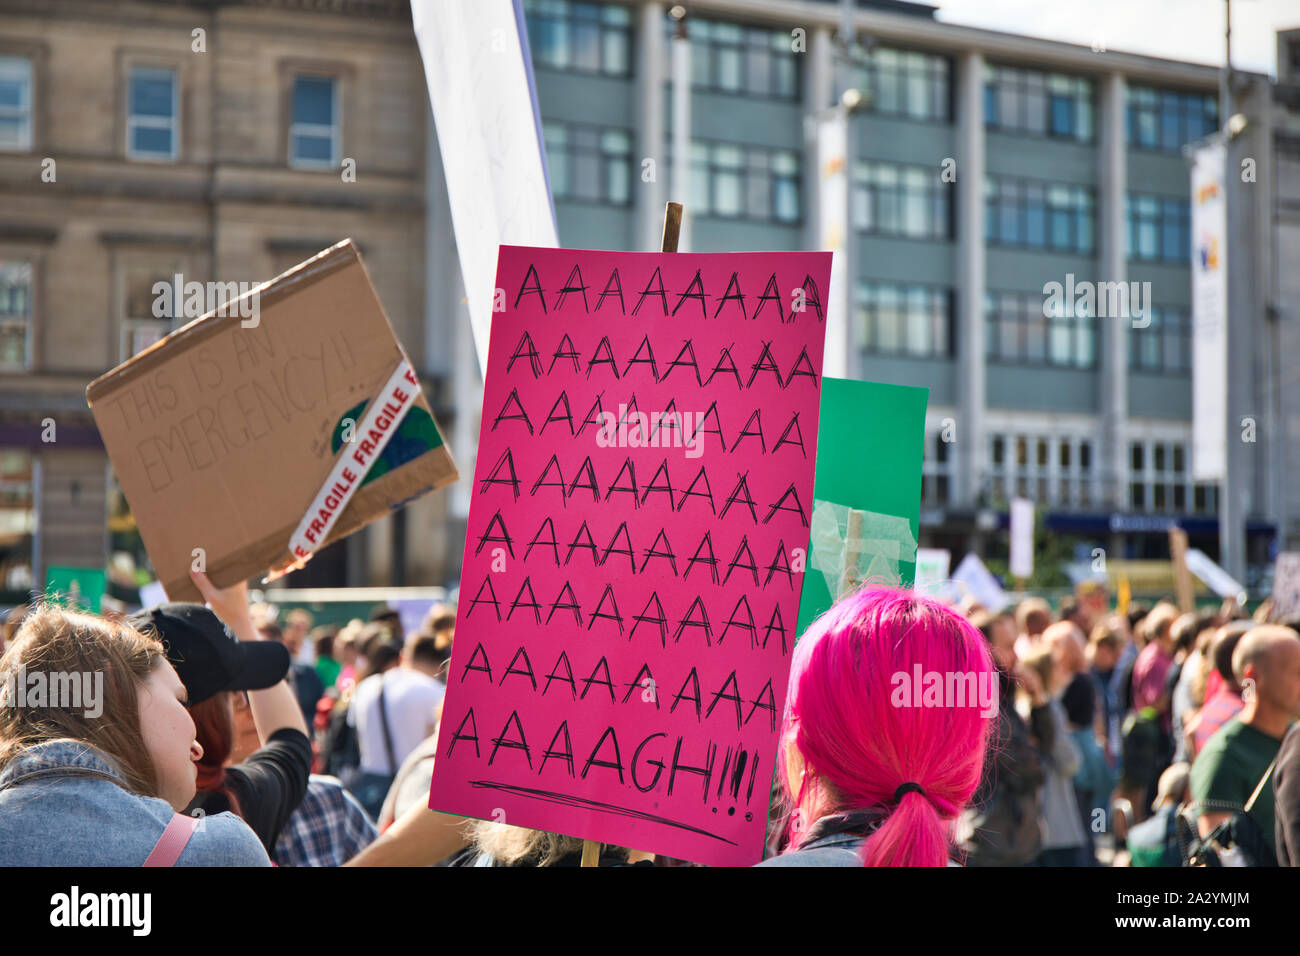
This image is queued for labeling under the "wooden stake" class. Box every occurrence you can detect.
[579,200,684,869]
[1169,526,1195,613]
[661,201,683,253]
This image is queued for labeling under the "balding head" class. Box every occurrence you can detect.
[1233,625,1300,719]
[1044,620,1087,676]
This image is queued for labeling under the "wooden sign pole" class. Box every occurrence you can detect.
[578,201,683,869]
[1169,525,1195,613]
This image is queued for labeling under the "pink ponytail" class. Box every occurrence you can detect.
[777,587,998,866]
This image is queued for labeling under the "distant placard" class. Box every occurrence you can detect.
[1273,552,1300,622]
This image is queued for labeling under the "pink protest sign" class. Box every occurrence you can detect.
[429,245,829,866]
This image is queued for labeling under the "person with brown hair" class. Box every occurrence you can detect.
[129,569,312,856]
[0,602,267,865]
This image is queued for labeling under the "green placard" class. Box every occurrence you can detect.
[795,377,928,636]
[44,566,108,614]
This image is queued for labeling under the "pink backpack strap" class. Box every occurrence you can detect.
[143,812,199,867]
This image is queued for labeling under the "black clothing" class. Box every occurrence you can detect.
[187,728,312,854]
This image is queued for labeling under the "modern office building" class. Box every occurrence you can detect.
[486,0,1284,587]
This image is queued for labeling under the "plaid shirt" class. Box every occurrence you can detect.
[274,774,378,867]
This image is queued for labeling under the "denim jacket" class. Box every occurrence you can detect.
[757,809,964,867]
[0,739,269,866]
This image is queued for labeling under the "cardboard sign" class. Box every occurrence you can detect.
[914,548,951,599]
[1274,552,1300,622]
[796,378,927,636]
[428,245,830,866]
[86,241,458,603]
[1168,526,1196,613]
[950,553,1008,613]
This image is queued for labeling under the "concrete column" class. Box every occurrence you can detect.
[1098,72,1128,512]
[805,26,834,254]
[636,1,666,251]
[955,51,986,508]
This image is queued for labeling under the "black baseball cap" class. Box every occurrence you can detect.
[128,603,291,707]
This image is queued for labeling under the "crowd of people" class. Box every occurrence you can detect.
[1,565,1298,867]
[960,583,1300,867]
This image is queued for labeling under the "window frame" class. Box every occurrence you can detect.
[542,119,633,206]
[1126,84,1218,152]
[288,73,340,171]
[0,257,35,372]
[852,158,953,241]
[0,54,34,152]
[671,139,801,224]
[984,65,1094,143]
[985,288,1097,369]
[985,175,1095,254]
[857,281,953,359]
[526,0,633,78]
[844,42,951,123]
[125,65,180,162]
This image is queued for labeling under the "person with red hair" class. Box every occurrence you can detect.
[760,587,999,866]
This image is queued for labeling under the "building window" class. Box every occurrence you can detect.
[987,432,1094,509]
[0,450,35,594]
[526,0,631,76]
[1127,86,1218,152]
[984,66,1093,142]
[844,44,950,122]
[0,56,32,151]
[1129,439,1201,513]
[120,263,182,362]
[672,141,800,223]
[857,282,952,358]
[543,121,631,204]
[1130,307,1190,373]
[127,67,178,161]
[661,17,799,99]
[985,290,1096,368]
[985,177,1094,253]
[290,75,338,169]
[851,160,951,240]
[921,431,953,505]
[0,261,32,370]
[1126,193,1190,263]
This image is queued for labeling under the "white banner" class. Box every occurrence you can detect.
[412,0,558,378]
[1185,547,1246,603]
[816,109,848,379]
[1191,142,1227,482]
[951,552,1009,613]
[1010,497,1034,580]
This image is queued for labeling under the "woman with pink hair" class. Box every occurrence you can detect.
[759,587,999,866]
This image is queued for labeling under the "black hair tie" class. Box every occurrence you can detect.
[894,782,925,802]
